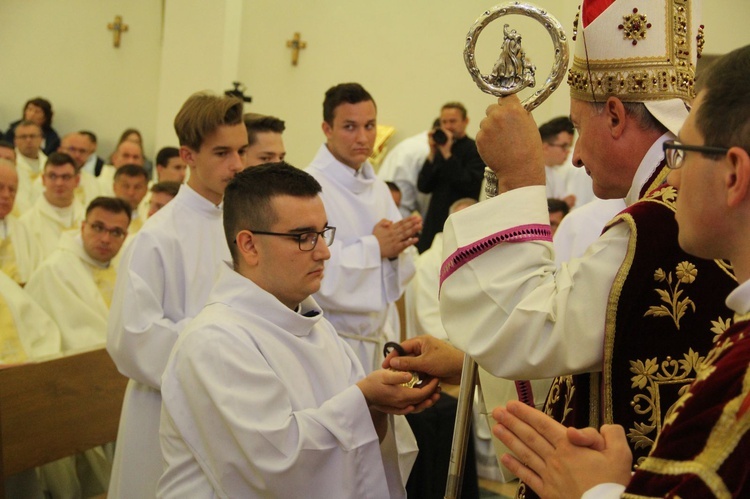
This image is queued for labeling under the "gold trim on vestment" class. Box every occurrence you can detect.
[602,212,638,427]
[623,358,750,499]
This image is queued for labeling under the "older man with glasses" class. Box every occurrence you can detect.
[388,2,740,493]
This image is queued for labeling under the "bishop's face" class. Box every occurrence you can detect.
[569,98,631,199]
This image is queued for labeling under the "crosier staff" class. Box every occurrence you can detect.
[445,4,569,497]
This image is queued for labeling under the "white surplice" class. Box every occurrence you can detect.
[545,162,596,209]
[19,195,84,264]
[0,270,61,364]
[13,150,46,215]
[377,130,431,219]
[553,198,627,266]
[25,233,112,352]
[75,170,103,208]
[97,165,116,197]
[0,214,41,285]
[159,264,416,498]
[107,184,229,499]
[440,135,672,380]
[405,232,447,340]
[306,144,416,373]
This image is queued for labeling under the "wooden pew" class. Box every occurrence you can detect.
[0,348,128,493]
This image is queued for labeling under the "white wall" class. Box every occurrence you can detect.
[0,0,164,159]
[2,0,748,166]
[238,0,578,167]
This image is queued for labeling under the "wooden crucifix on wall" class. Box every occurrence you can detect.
[286,32,307,66]
[107,15,129,48]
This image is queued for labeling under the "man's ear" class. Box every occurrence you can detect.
[235,230,260,266]
[179,146,196,169]
[605,97,627,139]
[321,121,333,140]
[726,146,750,208]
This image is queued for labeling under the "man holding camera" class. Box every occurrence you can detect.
[416,102,484,253]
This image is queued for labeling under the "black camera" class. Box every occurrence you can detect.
[432,128,448,146]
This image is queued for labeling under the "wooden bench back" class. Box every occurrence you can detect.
[0,348,127,490]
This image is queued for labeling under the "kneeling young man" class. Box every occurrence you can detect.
[158,163,440,498]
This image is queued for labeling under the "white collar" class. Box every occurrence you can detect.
[624,132,674,206]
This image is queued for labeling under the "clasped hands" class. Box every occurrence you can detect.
[372,214,421,259]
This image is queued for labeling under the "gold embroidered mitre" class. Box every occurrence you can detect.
[568,0,704,134]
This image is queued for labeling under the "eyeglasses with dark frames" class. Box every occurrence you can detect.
[248,226,336,251]
[85,221,128,240]
[663,139,730,170]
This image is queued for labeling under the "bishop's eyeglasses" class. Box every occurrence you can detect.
[248,226,336,251]
[663,139,730,170]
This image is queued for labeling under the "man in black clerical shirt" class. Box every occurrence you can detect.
[416,102,484,253]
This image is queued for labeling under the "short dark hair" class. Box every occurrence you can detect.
[323,83,375,125]
[695,45,750,154]
[0,140,14,151]
[385,181,400,194]
[118,128,142,145]
[16,120,41,133]
[23,98,53,128]
[539,117,574,142]
[244,113,286,146]
[174,92,244,151]
[86,196,132,223]
[79,130,98,144]
[442,102,468,120]
[45,152,77,172]
[114,164,149,182]
[156,147,180,167]
[150,180,181,198]
[547,198,570,216]
[223,162,322,264]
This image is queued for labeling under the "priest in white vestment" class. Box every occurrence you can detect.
[159,163,429,498]
[0,160,40,285]
[112,164,149,234]
[97,140,145,197]
[306,83,420,373]
[107,93,248,499]
[13,121,47,214]
[0,270,61,364]
[377,128,432,219]
[59,132,103,208]
[19,152,84,266]
[0,270,61,499]
[26,197,130,351]
[553,198,627,266]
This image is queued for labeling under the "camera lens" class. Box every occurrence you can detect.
[433,129,448,146]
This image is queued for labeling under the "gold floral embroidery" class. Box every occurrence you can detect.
[544,375,575,421]
[710,316,733,344]
[644,184,677,209]
[644,261,698,329]
[628,349,704,462]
